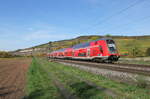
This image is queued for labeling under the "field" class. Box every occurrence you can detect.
[0,58,31,99]
[26,58,150,99]
[0,57,149,99]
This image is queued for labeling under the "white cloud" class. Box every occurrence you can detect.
[24,23,79,41]
[0,23,79,51]
[24,31,51,41]
[24,24,60,41]
[24,28,77,41]
[24,30,78,41]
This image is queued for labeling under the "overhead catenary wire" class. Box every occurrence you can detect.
[99,15,150,34]
[85,0,147,33]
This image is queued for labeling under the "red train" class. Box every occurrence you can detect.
[47,38,120,63]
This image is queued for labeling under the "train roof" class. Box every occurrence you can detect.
[51,48,66,53]
[92,38,112,42]
[51,38,113,52]
[72,38,112,49]
[56,48,66,52]
[72,42,90,49]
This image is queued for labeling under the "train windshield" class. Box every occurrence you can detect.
[106,40,117,54]
[106,39,115,44]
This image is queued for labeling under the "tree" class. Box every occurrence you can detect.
[105,34,112,37]
[48,41,52,52]
[90,36,100,40]
[0,51,13,58]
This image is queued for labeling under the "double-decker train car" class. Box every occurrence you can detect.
[47,38,120,63]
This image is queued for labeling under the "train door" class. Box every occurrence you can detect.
[87,48,90,57]
[99,46,103,55]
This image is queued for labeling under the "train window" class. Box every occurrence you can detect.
[72,42,90,49]
[65,52,68,55]
[72,52,74,56]
[99,46,103,53]
[87,50,90,56]
[95,41,98,45]
[109,47,116,51]
[78,53,86,57]
[106,40,115,44]
[70,52,72,55]
[109,47,117,53]
[106,40,117,53]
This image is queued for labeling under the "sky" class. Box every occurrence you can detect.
[0,0,150,51]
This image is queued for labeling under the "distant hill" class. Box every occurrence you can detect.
[12,35,150,57]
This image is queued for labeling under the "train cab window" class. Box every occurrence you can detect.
[106,39,117,54]
[109,47,116,52]
[106,40,115,44]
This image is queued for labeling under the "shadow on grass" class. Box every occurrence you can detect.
[70,81,102,99]
[23,89,45,99]
[24,82,106,99]
[23,88,59,99]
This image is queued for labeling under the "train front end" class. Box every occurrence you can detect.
[106,39,120,62]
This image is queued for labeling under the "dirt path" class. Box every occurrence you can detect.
[0,58,31,99]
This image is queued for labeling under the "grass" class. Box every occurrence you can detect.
[118,59,150,65]
[26,57,150,99]
[25,58,61,99]
[39,58,113,99]
[47,61,150,99]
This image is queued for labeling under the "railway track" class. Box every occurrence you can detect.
[53,59,150,76]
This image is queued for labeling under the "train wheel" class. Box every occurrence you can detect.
[93,58,103,63]
[104,60,113,63]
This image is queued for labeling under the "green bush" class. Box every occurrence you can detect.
[0,51,13,58]
[131,47,143,57]
[146,48,150,56]
[125,40,144,57]
[105,34,112,37]
[135,76,148,89]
